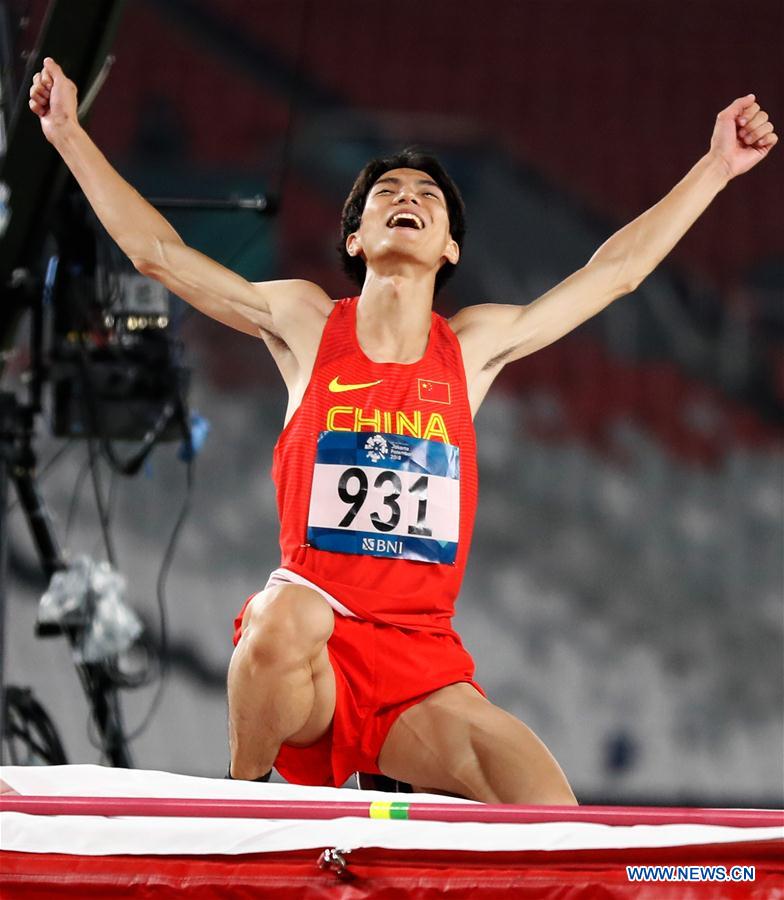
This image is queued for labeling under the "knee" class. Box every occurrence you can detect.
[241,585,334,662]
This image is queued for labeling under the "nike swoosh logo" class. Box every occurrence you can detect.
[328,376,383,393]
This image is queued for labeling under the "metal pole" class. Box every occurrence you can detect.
[0,394,10,761]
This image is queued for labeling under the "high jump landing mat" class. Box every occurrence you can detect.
[1,765,782,898]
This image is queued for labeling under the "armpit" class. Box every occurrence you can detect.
[258,326,291,353]
[483,345,516,370]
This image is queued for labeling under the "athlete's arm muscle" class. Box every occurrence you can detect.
[453,95,776,397]
[28,58,332,349]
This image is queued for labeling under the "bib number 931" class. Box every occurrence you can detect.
[338,467,431,535]
[306,431,460,564]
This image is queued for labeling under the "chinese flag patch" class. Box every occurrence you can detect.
[418,378,451,404]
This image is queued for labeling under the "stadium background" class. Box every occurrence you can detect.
[3,0,782,804]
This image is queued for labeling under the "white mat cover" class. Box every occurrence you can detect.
[1,765,781,857]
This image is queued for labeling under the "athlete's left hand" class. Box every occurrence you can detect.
[709,95,777,179]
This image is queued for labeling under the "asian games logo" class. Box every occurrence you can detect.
[364,434,388,463]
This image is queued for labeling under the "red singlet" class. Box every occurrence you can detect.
[274,297,478,633]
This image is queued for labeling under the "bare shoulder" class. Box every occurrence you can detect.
[448,302,520,333]
[253,278,334,324]
[448,304,492,379]
[249,279,335,393]
[448,303,518,373]
[448,302,502,335]
[448,303,523,418]
[251,278,333,352]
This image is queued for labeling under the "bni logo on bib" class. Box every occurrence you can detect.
[306,430,460,564]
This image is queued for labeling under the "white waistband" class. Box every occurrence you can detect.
[263,568,360,619]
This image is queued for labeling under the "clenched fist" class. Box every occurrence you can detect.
[710,94,778,179]
[28,57,79,143]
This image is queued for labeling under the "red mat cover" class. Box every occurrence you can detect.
[2,839,782,899]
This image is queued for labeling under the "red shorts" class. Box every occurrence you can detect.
[232,596,485,787]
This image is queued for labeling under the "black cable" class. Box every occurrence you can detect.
[67,275,180,479]
[106,467,118,522]
[3,687,68,766]
[101,400,182,477]
[94,467,117,558]
[75,339,181,477]
[4,439,75,515]
[86,433,117,567]
[86,218,179,477]
[85,691,110,755]
[39,439,75,476]
[65,317,191,754]
[123,446,194,742]
[64,455,91,543]
[50,201,202,755]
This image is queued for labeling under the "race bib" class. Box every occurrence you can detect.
[307,430,460,564]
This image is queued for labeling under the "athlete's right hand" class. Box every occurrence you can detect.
[28,57,78,143]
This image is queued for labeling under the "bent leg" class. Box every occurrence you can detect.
[378,682,576,805]
[228,584,336,780]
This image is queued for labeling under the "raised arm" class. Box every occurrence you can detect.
[453,95,777,377]
[28,58,332,342]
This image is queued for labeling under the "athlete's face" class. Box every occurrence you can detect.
[346,168,459,278]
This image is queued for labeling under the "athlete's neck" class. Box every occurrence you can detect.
[356,271,434,364]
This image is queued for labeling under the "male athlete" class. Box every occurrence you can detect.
[30,57,776,803]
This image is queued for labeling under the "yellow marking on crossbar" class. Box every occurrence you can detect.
[369,801,392,819]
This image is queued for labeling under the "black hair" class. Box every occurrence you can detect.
[338,148,466,295]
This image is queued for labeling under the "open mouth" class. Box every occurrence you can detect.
[386,212,425,230]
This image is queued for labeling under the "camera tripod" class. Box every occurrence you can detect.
[0,387,133,767]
